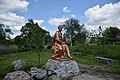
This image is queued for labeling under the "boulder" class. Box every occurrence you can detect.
[4,71,30,80]
[45,59,80,78]
[48,75,61,80]
[12,60,25,70]
[30,67,46,80]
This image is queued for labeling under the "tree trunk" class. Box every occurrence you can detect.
[70,34,72,46]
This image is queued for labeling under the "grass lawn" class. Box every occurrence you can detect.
[0,48,120,79]
[72,53,120,74]
[0,49,52,79]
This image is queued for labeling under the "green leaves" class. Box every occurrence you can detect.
[0,24,13,44]
[63,18,85,45]
[15,19,52,51]
[102,27,120,44]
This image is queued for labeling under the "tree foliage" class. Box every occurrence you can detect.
[0,24,6,41]
[74,31,86,44]
[0,24,13,45]
[63,18,86,45]
[14,19,52,51]
[103,27,120,44]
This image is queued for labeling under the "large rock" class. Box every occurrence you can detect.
[4,71,30,80]
[30,67,46,80]
[48,75,61,80]
[45,59,80,78]
[12,60,25,70]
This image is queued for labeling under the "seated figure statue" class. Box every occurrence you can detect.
[51,25,73,60]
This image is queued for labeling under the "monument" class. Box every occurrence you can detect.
[4,25,80,80]
[51,25,73,60]
[45,25,80,78]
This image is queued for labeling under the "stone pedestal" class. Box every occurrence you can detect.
[44,59,80,78]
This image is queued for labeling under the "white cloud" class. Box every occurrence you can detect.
[34,20,44,26]
[48,17,69,36]
[34,20,47,29]
[0,0,29,12]
[0,12,25,38]
[48,17,68,26]
[85,1,120,27]
[84,24,106,32]
[71,14,76,18]
[10,25,23,38]
[10,31,21,39]
[63,7,71,13]
[0,0,29,38]
[0,12,25,26]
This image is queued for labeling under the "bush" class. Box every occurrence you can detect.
[0,45,18,54]
[70,44,120,60]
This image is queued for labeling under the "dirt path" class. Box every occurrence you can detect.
[73,74,108,80]
[73,64,120,80]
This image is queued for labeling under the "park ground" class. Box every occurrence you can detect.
[0,45,120,80]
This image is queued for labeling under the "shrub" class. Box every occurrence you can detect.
[0,45,18,54]
[70,44,120,60]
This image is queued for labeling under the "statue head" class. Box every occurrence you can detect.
[58,25,63,31]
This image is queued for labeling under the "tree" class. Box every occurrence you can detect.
[15,19,52,51]
[0,24,13,45]
[85,26,106,45]
[0,24,6,42]
[63,18,84,46]
[74,31,86,44]
[103,27,120,44]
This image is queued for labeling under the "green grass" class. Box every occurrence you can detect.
[72,53,120,74]
[0,47,120,79]
[72,54,97,64]
[0,49,52,79]
[70,44,120,60]
[70,44,120,74]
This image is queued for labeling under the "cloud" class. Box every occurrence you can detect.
[71,14,76,18]
[0,0,29,38]
[0,0,29,12]
[84,24,105,31]
[10,32,21,39]
[63,7,71,13]
[0,12,25,26]
[10,25,24,38]
[85,1,120,28]
[34,20,47,30]
[34,20,44,25]
[48,17,68,26]
[0,12,25,38]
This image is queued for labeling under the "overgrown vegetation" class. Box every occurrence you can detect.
[0,48,120,79]
[0,45,18,54]
[70,44,120,60]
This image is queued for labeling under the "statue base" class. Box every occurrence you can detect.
[44,59,80,78]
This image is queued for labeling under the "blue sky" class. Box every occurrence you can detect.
[0,0,120,38]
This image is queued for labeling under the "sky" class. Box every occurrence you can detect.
[0,0,120,38]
